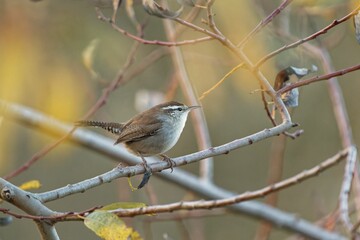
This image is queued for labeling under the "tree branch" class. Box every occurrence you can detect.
[0,100,343,239]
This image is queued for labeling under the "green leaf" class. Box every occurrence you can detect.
[100,202,147,211]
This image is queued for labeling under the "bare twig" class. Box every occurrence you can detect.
[316,47,359,233]
[339,146,358,231]
[255,5,360,68]
[96,9,215,47]
[278,63,360,95]
[276,29,360,234]
[237,0,294,48]
[0,148,350,240]
[206,0,222,36]
[198,62,245,101]
[108,149,349,217]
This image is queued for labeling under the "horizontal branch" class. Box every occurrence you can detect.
[110,148,348,217]
[0,100,345,239]
[2,148,349,240]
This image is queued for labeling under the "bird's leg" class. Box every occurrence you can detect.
[138,153,152,173]
[137,153,152,189]
[160,154,176,173]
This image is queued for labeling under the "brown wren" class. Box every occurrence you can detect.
[75,101,200,172]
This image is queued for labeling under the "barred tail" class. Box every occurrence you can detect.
[75,120,123,135]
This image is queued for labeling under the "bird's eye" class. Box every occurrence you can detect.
[177,107,183,111]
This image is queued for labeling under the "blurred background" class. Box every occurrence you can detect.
[0,0,360,239]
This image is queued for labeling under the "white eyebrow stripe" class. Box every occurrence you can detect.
[162,105,184,110]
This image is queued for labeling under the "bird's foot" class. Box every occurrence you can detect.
[160,154,176,173]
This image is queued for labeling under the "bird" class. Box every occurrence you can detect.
[75,101,200,173]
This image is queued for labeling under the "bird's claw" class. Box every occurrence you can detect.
[161,154,176,173]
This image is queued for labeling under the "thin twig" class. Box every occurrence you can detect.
[237,0,294,48]
[255,5,360,68]
[277,63,360,95]
[0,99,292,202]
[198,63,245,101]
[316,47,359,233]
[110,149,348,216]
[172,2,292,124]
[1,149,349,221]
[206,0,222,36]
[96,9,215,47]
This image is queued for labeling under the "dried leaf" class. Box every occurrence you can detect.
[137,170,152,189]
[19,180,41,190]
[289,65,317,78]
[142,0,183,19]
[274,65,317,107]
[280,83,299,107]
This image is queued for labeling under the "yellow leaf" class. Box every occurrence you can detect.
[19,180,41,190]
[130,231,142,240]
[84,211,142,240]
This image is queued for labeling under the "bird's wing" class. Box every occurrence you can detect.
[114,122,162,145]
